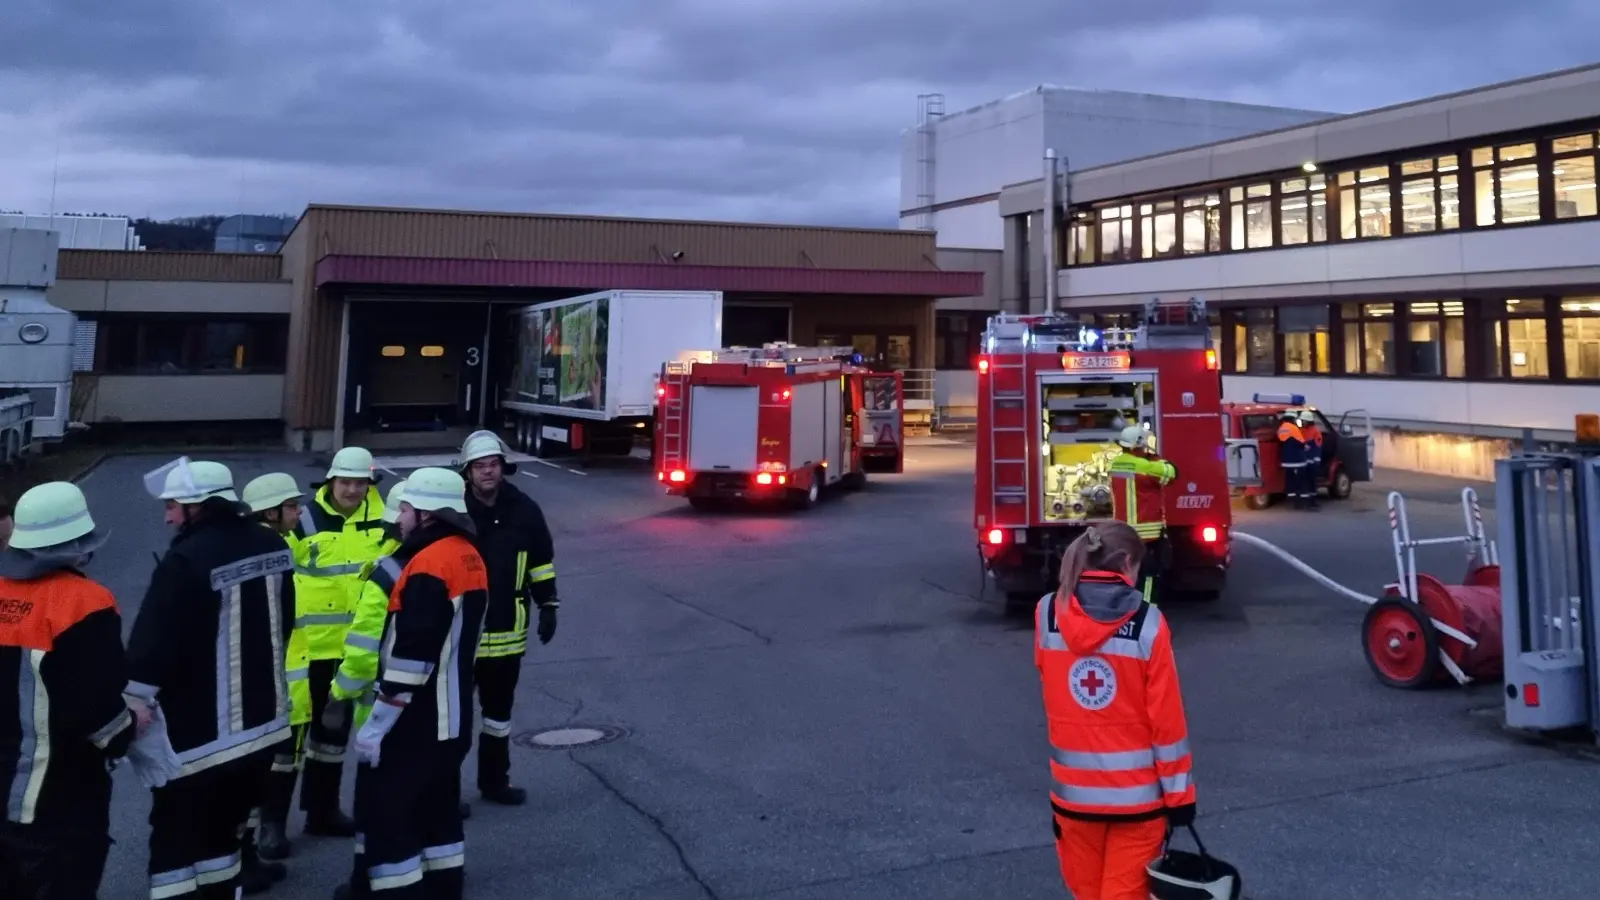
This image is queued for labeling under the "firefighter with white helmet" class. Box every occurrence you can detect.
[257,447,387,854]
[456,428,560,809]
[1,482,143,899]
[125,458,297,899]
[337,467,488,900]
[1109,425,1177,603]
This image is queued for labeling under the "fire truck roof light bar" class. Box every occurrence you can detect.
[1253,393,1307,405]
[983,297,1210,355]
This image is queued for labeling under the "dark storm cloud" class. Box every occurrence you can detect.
[1,0,1596,222]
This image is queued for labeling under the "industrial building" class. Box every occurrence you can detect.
[988,62,1600,477]
[45,205,980,451]
[897,87,1334,419]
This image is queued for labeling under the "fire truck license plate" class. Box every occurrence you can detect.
[1061,352,1131,370]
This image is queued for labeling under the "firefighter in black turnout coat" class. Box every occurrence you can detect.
[456,430,560,807]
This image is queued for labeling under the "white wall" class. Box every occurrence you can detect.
[1222,374,1593,439]
[922,201,1004,250]
[1061,217,1600,305]
[936,369,978,412]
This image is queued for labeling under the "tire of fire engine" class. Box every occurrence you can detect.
[788,473,821,510]
[1362,596,1443,690]
[687,496,718,512]
[1245,492,1273,511]
[841,471,866,491]
[1004,591,1039,617]
[1328,468,1353,500]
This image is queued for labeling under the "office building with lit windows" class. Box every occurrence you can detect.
[995,62,1600,477]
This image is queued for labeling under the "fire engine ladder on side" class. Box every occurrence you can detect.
[983,320,1034,517]
[656,366,690,470]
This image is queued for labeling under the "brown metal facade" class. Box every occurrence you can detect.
[315,255,981,297]
[275,205,973,435]
[57,250,285,282]
[288,205,942,270]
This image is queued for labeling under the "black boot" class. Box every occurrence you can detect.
[257,820,292,861]
[304,807,357,837]
[240,833,288,895]
[480,784,528,806]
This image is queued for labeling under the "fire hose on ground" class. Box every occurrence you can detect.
[1230,488,1505,689]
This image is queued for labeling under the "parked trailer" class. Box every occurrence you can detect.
[501,290,722,459]
[655,345,905,510]
[0,227,74,442]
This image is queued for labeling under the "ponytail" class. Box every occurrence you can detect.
[1055,522,1148,601]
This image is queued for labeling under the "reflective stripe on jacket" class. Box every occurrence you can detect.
[465,482,558,660]
[1034,572,1196,821]
[1,566,134,830]
[1109,451,1175,541]
[291,485,388,660]
[329,539,402,730]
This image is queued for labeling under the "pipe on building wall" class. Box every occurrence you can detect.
[1043,149,1058,314]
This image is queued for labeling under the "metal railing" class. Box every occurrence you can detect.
[901,368,935,430]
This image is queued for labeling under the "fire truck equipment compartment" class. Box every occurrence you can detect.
[788,381,828,473]
[688,385,759,471]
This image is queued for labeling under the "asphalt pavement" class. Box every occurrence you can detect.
[74,440,1597,900]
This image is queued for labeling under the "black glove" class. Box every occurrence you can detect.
[321,698,353,736]
[1165,803,1196,827]
[537,605,558,644]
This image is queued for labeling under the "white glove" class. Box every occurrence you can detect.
[125,702,183,788]
[354,698,404,767]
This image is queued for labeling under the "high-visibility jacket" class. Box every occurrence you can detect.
[376,525,489,744]
[1276,421,1306,467]
[1302,423,1323,465]
[1034,570,1196,822]
[1109,450,1176,542]
[251,521,314,728]
[1,561,135,831]
[290,485,388,664]
[329,530,402,730]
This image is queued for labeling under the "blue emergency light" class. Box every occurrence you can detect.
[850,352,865,364]
[1077,326,1104,352]
[1252,393,1306,405]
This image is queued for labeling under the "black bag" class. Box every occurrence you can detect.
[1147,824,1242,900]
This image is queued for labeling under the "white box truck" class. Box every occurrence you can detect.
[500,289,722,458]
[0,227,74,446]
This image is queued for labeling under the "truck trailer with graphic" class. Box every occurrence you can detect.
[501,290,722,458]
[973,298,1262,611]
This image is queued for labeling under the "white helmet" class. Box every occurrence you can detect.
[401,467,468,514]
[327,447,377,481]
[1117,425,1147,450]
[242,473,303,513]
[145,458,239,505]
[381,479,408,524]
[8,481,106,552]
[1148,827,1242,900]
[457,430,516,473]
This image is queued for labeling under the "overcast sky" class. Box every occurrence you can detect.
[1,1,1596,228]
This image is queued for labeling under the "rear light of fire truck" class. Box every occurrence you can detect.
[1205,349,1218,371]
[986,528,1004,545]
[1200,525,1219,543]
[754,472,788,486]
[656,386,666,397]
[659,470,686,483]
[977,356,989,375]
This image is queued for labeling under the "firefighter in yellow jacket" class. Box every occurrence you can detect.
[256,447,388,854]
[1108,425,1177,603]
[326,479,407,733]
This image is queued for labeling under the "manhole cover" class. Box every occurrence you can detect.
[513,724,627,750]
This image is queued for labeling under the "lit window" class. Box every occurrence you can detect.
[1337,167,1392,239]
[1483,299,1548,379]
[1552,132,1598,220]
[381,345,406,357]
[1398,155,1459,234]
[1180,193,1221,255]
[1098,205,1134,263]
[1404,300,1465,377]
[1340,303,1395,375]
[1278,175,1328,245]
[420,345,445,358]
[1473,143,1542,226]
[1139,201,1178,259]
[1561,298,1600,379]
[1280,304,1331,373]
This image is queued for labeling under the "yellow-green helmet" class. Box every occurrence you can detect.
[9,481,98,551]
[382,479,408,524]
[242,473,303,513]
[402,468,467,514]
[327,446,376,481]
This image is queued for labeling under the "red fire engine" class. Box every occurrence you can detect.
[974,298,1260,611]
[654,345,905,510]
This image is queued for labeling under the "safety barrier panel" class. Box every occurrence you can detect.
[1498,453,1597,740]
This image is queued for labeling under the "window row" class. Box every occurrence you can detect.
[934,311,990,370]
[1183,296,1600,382]
[91,315,290,375]
[1065,124,1600,266]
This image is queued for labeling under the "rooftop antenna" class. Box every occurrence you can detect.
[48,128,62,222]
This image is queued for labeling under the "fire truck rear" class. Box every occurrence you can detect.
[655,345,905,510]
[974,298,1259,610]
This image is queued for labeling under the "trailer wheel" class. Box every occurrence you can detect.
[1362,596,1442,689]
[1328,468,1353,500]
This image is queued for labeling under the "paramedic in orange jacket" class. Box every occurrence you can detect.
[1035,521,1197,900]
